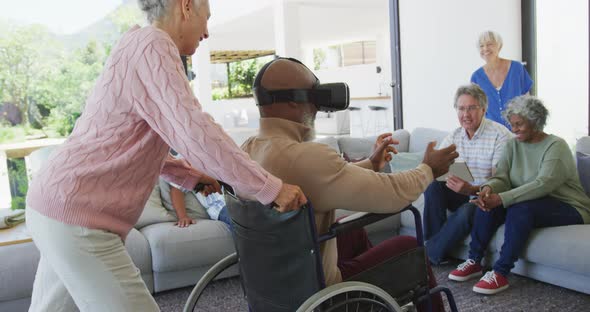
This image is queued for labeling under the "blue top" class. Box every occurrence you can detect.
[470,60,533,129]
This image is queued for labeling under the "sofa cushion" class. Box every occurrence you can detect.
[390,152,423,173]
[338,137,375,159]
[390,129,411,153]
[135,184,176,229]
[158,177,209,220]
[315,136,341,154]
[401,194,424,230]
[496,224,590,275]
[338,136,393,173]
[576,152,590,195]
[141,221,235,273]
[0,242,39,302]
[409,128,449,153]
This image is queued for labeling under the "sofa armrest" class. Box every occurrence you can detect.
[577,136,590,154]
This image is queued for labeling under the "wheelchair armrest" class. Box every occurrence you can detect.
[329,212,395,236]
[318,205,424,245]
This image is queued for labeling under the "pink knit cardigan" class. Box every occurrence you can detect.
[26,25,281,239]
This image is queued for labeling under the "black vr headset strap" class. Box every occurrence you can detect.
[264,89,314,104]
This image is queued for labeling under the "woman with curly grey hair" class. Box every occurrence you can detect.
[25,0,307,311]
[448,95,590,295]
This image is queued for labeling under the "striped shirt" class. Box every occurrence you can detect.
[439,118,513,186]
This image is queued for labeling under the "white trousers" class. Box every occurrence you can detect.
[26,208,160,312]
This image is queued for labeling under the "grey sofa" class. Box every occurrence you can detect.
[2,128,589,311]
[353,128,590,295]
[0,146,238,311]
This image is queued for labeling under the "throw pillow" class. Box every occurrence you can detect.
[390,152,423,173]
[158,177,209,220]
[135,183,177,229]
[576,152,590,195]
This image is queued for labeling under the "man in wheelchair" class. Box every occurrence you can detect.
[241,57,459,311]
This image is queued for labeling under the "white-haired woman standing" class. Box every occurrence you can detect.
[471,31,533,129]
[447,95,590,295]
[25,0,306,310]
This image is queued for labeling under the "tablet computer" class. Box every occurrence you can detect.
[436,160,474,182]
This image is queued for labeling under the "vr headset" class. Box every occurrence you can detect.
[252,57,350,112]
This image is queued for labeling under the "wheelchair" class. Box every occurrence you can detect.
[184,186,458,312]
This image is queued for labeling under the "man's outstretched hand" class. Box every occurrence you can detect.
[422,142,459,178]
[272,183,308,213]
[369,133,399,172]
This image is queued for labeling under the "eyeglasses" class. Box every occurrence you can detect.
[456,105,482,113]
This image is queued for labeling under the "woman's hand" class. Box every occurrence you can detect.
[482,194,503,211]
[369,133,398,172]
[175,216,195,228]
[446,175,476,196]
[470,186,502,211]
[273,183,308,213]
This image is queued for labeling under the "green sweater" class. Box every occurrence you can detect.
[485,135,590,224]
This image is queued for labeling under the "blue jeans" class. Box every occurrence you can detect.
[423,182,475,264]
[217,207,233,230]
[468,196,583,276]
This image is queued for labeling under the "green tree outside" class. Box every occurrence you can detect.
[229,58,260,97]
[0,25,55,128]
[0,5,142,208]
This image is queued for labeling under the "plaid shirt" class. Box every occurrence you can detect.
[439,118,513,186]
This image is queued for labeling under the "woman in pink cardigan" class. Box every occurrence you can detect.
[25,0,306,310]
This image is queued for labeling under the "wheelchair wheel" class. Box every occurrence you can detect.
[297,281,404,312]
[183,253,239,312]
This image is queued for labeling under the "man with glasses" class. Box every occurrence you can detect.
[423,84,513,266]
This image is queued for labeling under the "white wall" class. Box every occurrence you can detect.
[208,7,275,51]
[208,1,394,106]
[315,64,384,98]
[295,3,394,138]
[297,3,392,98]
[200,98,260,146]
[537,0,589,147]
[201,98,259,129]
[399,0,522,132]
[297,5,386,48]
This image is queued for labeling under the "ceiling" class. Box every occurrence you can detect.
[208,0,389,52]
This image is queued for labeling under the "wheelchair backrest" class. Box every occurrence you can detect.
[224,192,324,312]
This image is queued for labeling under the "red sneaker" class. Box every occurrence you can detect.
[473,271,509,295]
[448,259,483,282]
